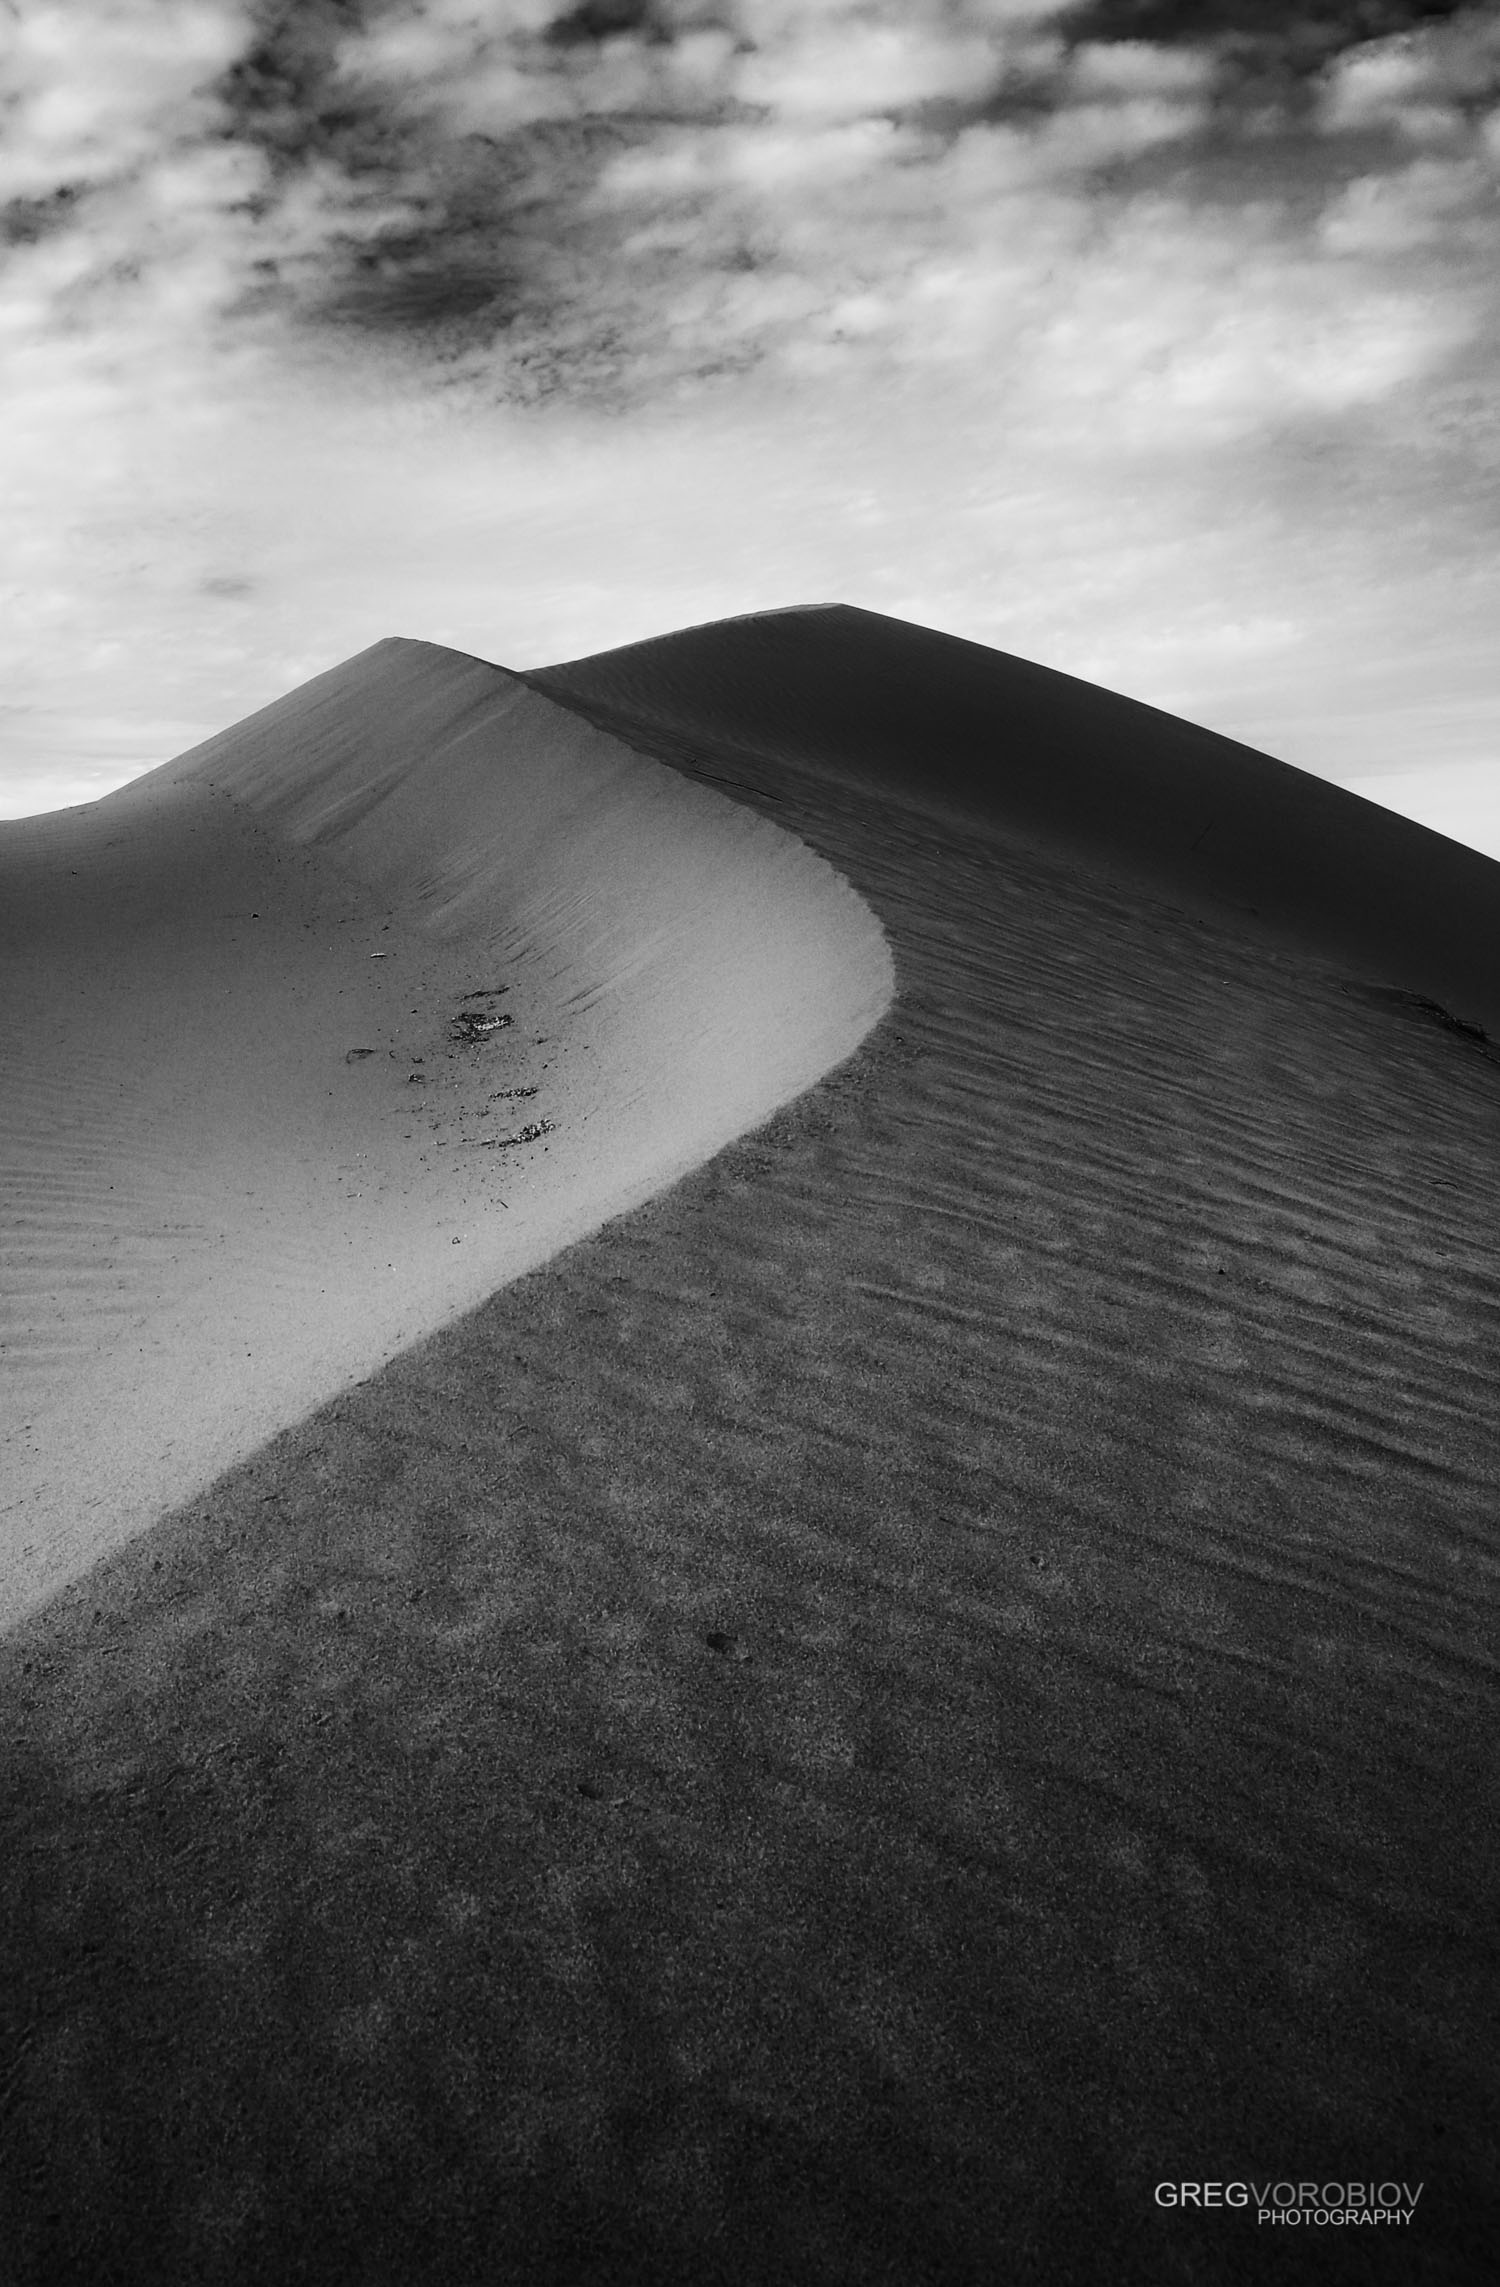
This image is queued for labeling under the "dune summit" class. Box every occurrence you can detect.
[0,638,892,1627]
[529,601,1500,1034]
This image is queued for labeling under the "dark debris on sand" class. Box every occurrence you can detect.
[448,1009,513,1043]
[476,1118,554,1150]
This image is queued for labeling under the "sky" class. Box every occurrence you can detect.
[2,0,1499,854]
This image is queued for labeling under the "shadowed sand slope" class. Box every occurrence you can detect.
[0,639,891,1626]
[529,602,1500,1033]
[2,610,1498,2286]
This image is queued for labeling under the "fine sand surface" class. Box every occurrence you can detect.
[3,607,1499,2285]
[0,639,890,1626]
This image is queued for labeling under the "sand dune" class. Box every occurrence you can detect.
[0,638,891,1627]
[3,608,1497,2284]
[529,601,1500,1033]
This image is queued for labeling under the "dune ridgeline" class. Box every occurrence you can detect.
[530,601,1500,1033]
[0,636,892,1627]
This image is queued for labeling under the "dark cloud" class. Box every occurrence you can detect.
[165,0,1489,398]
[0,1,1491,427]
[1060,2,1486,136]
[1,182,84,247]
[217,4,402,173]
[547,0,664,44]
[1065,0,1472,55]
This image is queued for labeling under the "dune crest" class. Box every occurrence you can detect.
[529,602,1500,1033]
[0,639,892,1627]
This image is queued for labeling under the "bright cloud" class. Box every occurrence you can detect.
[0,0,247,198]
[1320,11,1500,137]
[1068,39,1215,99]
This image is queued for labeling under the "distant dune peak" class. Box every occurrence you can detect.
[530,601,1500,1035]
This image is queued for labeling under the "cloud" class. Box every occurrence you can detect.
[1068,38,1215,97]
[1319,10,1500,138]
[0,0,247,199]
[733,15,1006,120]
[5,0,1485,418]
[1319,152,1496,253]
[1,0,1499,832]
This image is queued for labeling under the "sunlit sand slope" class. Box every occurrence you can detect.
[529,601,1500,1032]
[0,640,891,1626]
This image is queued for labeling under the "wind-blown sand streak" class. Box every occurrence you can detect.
[2,608,1497,2285]
[0,640,891,1626]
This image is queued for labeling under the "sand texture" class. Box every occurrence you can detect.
[2,608,1498,2283]
[0,638,891,1625]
